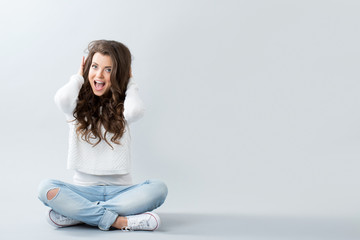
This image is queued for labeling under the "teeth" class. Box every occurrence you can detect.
[95,80,104,84]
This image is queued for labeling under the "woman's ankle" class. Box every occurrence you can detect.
[111,216,128,229]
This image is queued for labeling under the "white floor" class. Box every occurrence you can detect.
[3,212,359,240]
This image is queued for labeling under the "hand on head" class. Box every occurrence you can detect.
[78,56,85,76]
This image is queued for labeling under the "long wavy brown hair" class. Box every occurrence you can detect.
[72,40,132,149]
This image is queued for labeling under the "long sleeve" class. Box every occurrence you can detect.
[123,78,145,124]
[64,76,142,176]
[54,74,84,120]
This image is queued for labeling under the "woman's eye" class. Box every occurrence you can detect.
[91,65,97,69]
[105,68,111,73]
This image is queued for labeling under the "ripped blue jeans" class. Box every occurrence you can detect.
[37,179,168,230]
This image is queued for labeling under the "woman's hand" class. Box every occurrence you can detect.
[78,56,85,76]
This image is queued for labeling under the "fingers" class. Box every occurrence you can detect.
[78,56,85,76]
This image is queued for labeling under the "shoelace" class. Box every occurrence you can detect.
[121,226,131,231]
[52,211,66,221]
[122,218,149,231]
[51,211,78,224]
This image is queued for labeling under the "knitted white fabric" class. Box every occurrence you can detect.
[67,121,132,175]
[54,74,144,177]
[73,170,133,186]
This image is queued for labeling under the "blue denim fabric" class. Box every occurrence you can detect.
[38,179,168,230]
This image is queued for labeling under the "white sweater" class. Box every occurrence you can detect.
[54,74,144,185]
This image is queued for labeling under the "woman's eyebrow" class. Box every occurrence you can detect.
[92,62,112,68]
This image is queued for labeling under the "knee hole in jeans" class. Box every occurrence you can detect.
[47,188,60,200]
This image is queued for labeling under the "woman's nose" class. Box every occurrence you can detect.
[96,69,104,78]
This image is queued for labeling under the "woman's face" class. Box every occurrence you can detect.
[88,52,113,96]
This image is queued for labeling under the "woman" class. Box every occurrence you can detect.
[38,40,168,231]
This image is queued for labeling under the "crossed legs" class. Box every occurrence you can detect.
[38,179,168,230]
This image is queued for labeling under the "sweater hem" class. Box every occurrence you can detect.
[67,167,130,176]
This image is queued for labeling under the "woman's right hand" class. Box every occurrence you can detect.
[77,56,85,76]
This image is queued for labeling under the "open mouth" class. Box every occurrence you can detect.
[94,80,105,91]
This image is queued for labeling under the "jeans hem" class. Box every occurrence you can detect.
[98,209,118,231]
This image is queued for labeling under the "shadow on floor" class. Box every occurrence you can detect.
[158,213,359,239]
[51,213,359,240]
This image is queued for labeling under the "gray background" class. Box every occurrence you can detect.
[0,0,359,239]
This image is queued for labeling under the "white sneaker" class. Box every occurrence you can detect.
[123,212,161,231]
[46,208,82,228]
